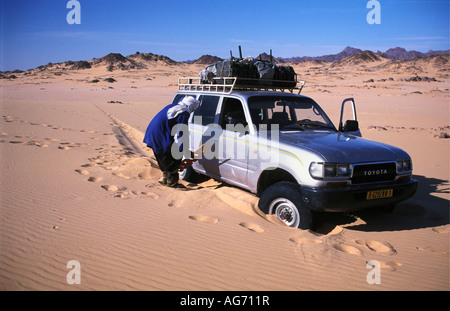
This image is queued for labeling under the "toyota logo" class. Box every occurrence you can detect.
[363,169,388,176]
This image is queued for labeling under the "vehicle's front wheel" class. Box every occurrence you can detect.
[258,182,312,229]
[179,163,195,182]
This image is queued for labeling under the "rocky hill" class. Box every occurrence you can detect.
[191,55,223,64]
[9,52,179,74]
[332,50,387,67]
[91,52,176,71]
[127,52,177,65]
[381,47,450,61]
[91,53,144,71]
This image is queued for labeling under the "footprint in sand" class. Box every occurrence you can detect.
[289,237,322,244]
[168,200,182,208]
[355,240,397,255]
[416,246,448,255]
[45,138,60,142]
[432,226,450,234]
[113,171,131,179]
[30,141,49,148]
[101,185,119,192]
[114,192,128,199]
[139,191,159,199]
[81,163,96,168]
[239,222,264,233]
[88,176,102,182]
[59,142,83,150]
[333,243,363,256]
[381,261,402,268]
[131,190,160,199]
[189,215,219,224]
[369,260,403,271]
[75,169,90,175]
[3,116,16,122]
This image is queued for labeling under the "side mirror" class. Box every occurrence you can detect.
[342,120,359,132]
[339,98,362,137]
[339,98,361,137]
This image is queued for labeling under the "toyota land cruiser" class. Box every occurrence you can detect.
[175,77,418,229]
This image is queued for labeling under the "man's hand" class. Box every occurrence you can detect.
[178,144,204,172]
[179,158,197,172]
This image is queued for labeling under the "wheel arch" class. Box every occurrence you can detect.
[256,167,298,197]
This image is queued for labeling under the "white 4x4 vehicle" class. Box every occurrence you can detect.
[175,77,418,229]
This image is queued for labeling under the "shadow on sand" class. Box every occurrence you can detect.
[315,175,449,233]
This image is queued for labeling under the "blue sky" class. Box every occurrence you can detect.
[1,0,449,71]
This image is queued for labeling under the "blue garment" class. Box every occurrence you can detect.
[143,103,190,155]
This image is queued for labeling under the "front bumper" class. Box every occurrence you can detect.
[301,179,418,212]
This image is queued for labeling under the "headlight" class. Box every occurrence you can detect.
[309,162,351,179]
[309,162,324,178]
[336,164,350,176]
[397,159,412,173]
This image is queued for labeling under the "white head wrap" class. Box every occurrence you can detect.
[167,96,200,119]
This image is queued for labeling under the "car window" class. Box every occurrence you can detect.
[193,95,220,126]
[220,97,248,131]
[172,94,186,105]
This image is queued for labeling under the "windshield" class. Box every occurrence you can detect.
[248,96,336,132]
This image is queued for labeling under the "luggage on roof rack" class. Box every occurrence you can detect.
[199,47,298,89]
[199,57,257,84]
[183,47,305,94]
[199,58,297,88]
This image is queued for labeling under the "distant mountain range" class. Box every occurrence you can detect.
[280,46,364,63]
[22,52,178,73]
[189,46,449,64]
[282,46,449,63]
[2,47,448,74]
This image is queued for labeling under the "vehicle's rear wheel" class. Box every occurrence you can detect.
[258,181,312,229]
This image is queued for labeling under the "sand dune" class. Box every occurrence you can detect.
[0,53,448,291]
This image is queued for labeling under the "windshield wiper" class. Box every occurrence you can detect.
[308,124,335,130]
[280,123,305,131]
[297,120,334,130]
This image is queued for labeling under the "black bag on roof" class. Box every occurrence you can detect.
[199,49,297,88]
[273,65,297,88]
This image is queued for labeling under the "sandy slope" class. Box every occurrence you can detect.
[0,57,448,290]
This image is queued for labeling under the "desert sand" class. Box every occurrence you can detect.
[0,52,448,291]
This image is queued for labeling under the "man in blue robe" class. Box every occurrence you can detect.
[144,96,200,186]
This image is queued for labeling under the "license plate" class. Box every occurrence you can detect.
[366,189,393,200]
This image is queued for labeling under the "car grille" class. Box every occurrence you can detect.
[351,162,397,184]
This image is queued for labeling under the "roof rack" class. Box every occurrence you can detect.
[178,77,306,95]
